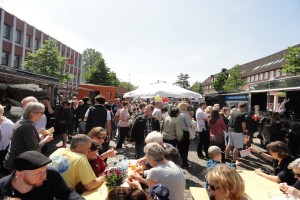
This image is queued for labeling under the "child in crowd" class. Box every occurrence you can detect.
[206,146,236,171]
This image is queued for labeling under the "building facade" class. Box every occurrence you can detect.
[202,44,300,95]
[0,8,82,88]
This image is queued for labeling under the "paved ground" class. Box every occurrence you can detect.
[109,135,270,200]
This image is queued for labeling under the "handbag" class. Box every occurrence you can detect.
[210,134,224,145]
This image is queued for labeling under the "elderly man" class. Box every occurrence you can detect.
[131,143,185,200]
[49,134,104,191]
[130,105,160,158]
[0,151,84,200]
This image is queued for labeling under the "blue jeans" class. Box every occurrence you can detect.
[135,143,145,159]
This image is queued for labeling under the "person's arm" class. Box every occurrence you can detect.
[248,147,273,161]
[106,120,112,141]
[255,168,281,183]
[242,122,246,133]
[279,183,300,198]
[83,176,105,191]
[46,100,55,115]
[175,119,184,141]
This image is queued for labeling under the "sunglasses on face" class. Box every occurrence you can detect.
[207,183,219,191]
[292,171,300,177]
[97,136,106,140]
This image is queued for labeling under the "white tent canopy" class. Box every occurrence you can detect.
[123,82,202,99]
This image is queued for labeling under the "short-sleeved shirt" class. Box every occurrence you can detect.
[228,111,246,133]
[274,156,297,185]
[147,161,185,200]
[49,148,96,189]
[178,111,192,132]
[152,108,162,122]
[196,108,207,131]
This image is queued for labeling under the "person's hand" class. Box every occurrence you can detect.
[106,148,117,157]
[279,182,289,192]
[286,186,300,197]
[127,179,143,190]
[248,147,258,153]
[130,173,143,183]
[210,135,215,141]
[255,168,263,176]
[43,135,53,143]
[137,156,147,165]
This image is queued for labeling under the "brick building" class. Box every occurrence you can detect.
[0,8,82,95]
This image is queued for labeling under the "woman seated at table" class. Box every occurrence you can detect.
[130,143,185,200]
[279,158,300,198]
[206,164,248,200]
[248,141,297,185]
[87,127,117,159]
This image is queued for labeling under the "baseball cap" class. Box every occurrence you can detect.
[150,184,170,200]
[14,151,52,171]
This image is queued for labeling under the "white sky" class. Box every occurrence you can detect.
[1,0,300,87]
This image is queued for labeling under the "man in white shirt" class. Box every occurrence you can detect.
[196,101,209,159]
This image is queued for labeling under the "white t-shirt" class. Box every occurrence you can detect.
[152,108,162,122]
[147,161,185,200]
[0,117,14,150]
[196,108,207,131]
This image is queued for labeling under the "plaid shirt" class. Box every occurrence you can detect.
[144,118,154,138]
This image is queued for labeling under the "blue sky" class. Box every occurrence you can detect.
[1,0,300,87]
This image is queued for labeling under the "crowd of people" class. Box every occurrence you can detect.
[0,94,300,200]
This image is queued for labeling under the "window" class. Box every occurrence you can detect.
[14,55,20,68]
[275,69,281,77]
[251,76,254,82]
[259,73,263,80]
[15,30,21,44]
[1,52,9,66]
[281,71,286,76]
[264,72,269,79]
[270,70,274,79]
[3,24,10,39]
[247,76,250,83]
[34,39,39,50]
[255,74,258,81]
[26,35,31,48]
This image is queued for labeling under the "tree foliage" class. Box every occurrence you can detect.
[119,81,136,92]
[223,65,245,91]
[83,57,119,86]
[82,48,102,73]
[23,39,70,83]
[281,47,300,75]
[190,81,204,95]
[212,72,228,92]
[174,73,190,89]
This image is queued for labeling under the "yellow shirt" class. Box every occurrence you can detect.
[49,148,96,189]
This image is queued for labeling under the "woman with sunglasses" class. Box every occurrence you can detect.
[206,164,248,200]
[279,158,300,198]
[87,127,117,160]
[248,141,297,185]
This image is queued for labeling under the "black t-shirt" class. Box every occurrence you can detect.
[228,111,246,133]
[293,180,300,190]
[0,168,84,200]
[273,156,297,185]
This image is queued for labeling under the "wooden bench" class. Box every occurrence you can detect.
[189,187,210,200]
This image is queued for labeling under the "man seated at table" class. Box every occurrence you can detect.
[0,151,84,200]
[49,134,105,191]
[130,143,185,200]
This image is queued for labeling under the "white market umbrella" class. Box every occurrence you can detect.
[123,82,201,99]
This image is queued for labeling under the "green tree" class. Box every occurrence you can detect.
[223,65,245,91]
[190,81,204,94]
[174,73,190,89]
[23,39,70,83]
[281,47,300,75]
[83,57,119,86]
[82,48,102,73]
[212,72,228,92]
[119,81,136,92]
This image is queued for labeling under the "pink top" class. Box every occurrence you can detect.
[209,118,227,136]
[118,108,130,127]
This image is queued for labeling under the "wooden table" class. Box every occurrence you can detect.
[82,160,137,200]
[189,187,209,200]
[238,170,282,200]
[82,184,108,200]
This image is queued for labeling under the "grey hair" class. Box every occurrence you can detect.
[208,146,222,159]
[22,102,45,120]
[70,134,92,149]
[21,96,38,106]
[145,131,163,144]
[288,158,300,170]
[0,104,3,115]
[144,143,165,162]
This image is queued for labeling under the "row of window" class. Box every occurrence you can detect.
[1,51,20,68]
[3,24,39,50]
[247,69,284,83]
